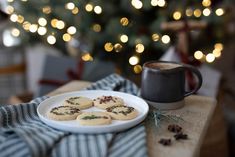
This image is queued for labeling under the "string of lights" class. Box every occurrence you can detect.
[5,0,225,74]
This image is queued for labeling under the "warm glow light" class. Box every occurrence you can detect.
[206,53,215,63]
[173,11,182,20]
[85,4,93,12]
[82,53,93,61]
[17,15,24,23]
[202,0,211,7]
[151,0,158,6]
[92,24,101,32]
[42,6,51,14]
[152,33,160,41]
[104,42,113,52]
[67,26,76,34]
[120,17,129,26]
[186,8,193,17]
[136,44,145,53]
[37,27,47,35]
[94,6,102,14]
[11,28,20,37]
[213,49,221,58]
[203,8,211,16]
[129,56,139,65]
[56,20,65,29]
[158,0,166,7]
[133,65,142,74]
[3,29,20,47]
[214,43,223,51]
[66,2,75,10]
[194,9,202,17]
[120,34,128,43]
[194,51,204,60]
[47,35,56,45]
[6,5,14,14]
[161,35,170,44]
[38,17,47,26]
[114,43,123,52]
[22,21,31,31]
[215,8,224,16]
[51,19,58,28]
[72,7,79,14]
[63,33,72,42]
[29,24,38,33]
[131,0,143,9]
[10,14,18,22]
[7,0,14,2]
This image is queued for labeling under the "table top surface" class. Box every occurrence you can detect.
[48,81,216,157]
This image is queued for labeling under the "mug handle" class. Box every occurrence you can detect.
[183,64,203,97]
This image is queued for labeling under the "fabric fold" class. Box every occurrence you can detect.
[0,74,148,157]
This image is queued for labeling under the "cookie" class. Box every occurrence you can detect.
[93,96,124,109]
[77,112,112,125]
[63,96,93,110]
[47,106,81,121]
[106,105,138,120]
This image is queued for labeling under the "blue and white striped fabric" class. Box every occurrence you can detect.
[0,74,148,157]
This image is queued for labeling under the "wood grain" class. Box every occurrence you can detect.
[48,81,216,157]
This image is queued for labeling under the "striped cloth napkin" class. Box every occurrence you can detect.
[0,74,148,157]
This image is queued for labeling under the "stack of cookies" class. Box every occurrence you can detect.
[47,95,138,126]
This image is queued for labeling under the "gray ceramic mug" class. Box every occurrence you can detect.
[141,61,202,107]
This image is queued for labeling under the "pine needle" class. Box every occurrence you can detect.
[149,110,184,129]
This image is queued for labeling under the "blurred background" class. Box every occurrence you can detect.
[0,0,235,156]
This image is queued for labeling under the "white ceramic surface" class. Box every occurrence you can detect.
[37,90,149,134]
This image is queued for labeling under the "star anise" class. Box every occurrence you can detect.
[168,124,182,133]
[158,138,171,146]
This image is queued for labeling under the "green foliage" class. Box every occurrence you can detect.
[7,0,227,74]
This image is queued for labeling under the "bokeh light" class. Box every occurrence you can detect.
[63,33,72,42]
[94,6,102,14]
[133,65,142,74]
[114,43,123,52]
[215,8,224,16]
[186,8,193,17]
[120,34,128,43]
[120,17,129,26]
[11,28,20,37]
[56,20,65,29]
[47,35,56,45]
[194,51,204,60]
[38,17,47,26]
[66,2,75,10]
[161,35,170,44]
[203,8,211,16]
[129,56,139,65]
[29,24,38,33]
[173,11,182,20]
[136,43,145,53]
[104,42,113,52]
[37,26,47,35]
[10,14,18,22]
[67,26,77,34]
[152,33,160,41]
[194,9,202,17]
[85,4,93,12]
[206,53,215,63]
[82,53,93,61]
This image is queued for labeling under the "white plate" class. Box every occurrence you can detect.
[37,90,149,134]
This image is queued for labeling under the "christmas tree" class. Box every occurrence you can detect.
[5,0,228,75]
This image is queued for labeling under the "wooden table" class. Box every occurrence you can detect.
[48,81,216,157]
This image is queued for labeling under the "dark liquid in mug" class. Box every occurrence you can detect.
[145,62,182,70]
